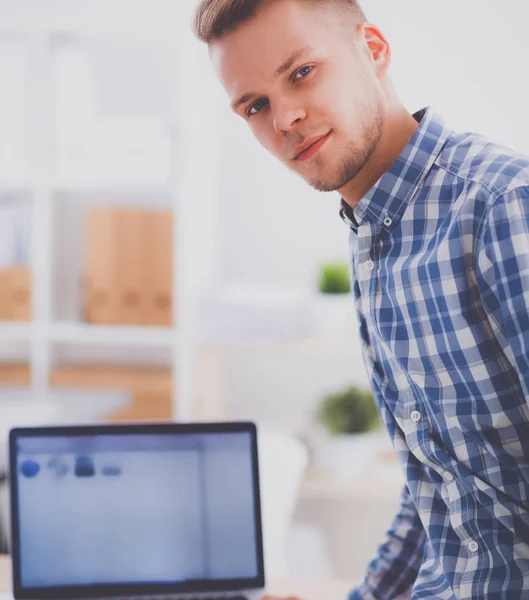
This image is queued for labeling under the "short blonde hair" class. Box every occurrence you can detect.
[193,0,367,44]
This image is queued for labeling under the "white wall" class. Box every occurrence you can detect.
[367,0,529,153]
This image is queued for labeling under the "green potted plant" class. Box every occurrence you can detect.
[312,260,356,337]
[315,384,386,479]
[318,261,351,295]
[318,385,379,435]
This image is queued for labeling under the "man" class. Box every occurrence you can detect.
[192,0,529,598]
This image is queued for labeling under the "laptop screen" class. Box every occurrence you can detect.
[9,423,264,598]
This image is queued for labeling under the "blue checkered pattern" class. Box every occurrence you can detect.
[341,107,529,600]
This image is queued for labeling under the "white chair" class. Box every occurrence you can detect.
[287,523,334,579]
[257,430,308,579]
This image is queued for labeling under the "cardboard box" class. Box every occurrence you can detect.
[0,364,173,422]
[0,267,31,321]
[84,207,173,326]
[50,365,173,421]
[0,364,30,385]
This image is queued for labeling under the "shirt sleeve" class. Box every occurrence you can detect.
[475,185,529,400]
[347,483,427,600]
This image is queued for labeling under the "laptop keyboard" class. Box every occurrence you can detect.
[196,597,248,600]
[107,595,249,600]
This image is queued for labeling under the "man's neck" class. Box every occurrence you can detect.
[339,107,420,209]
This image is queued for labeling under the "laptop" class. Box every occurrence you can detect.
[7,422,265,600]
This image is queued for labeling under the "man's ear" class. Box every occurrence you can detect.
[360,23,391,78]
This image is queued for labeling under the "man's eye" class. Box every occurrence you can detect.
[293,65,313,81]
[247,99,268,117]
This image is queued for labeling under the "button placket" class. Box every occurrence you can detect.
[410,410,422,423]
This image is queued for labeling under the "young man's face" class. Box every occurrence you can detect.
[210,0,387,193]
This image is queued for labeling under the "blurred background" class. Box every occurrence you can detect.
[0,0,527,584]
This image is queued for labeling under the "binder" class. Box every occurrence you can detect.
[0,266,31,321]
[84,206,173,326]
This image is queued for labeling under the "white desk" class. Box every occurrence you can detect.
[0,556,353,600]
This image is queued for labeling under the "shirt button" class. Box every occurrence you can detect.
[410,410,422,423]
[468,540,479,553]
[444,471,454,483]
[365,260,375,272]
[383,216,392,226]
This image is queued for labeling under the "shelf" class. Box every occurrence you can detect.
[50,322,176,347]
[0,178,173,197]
[0,322,176,347]
[0,179,33,195]
[0,5,209,421]
[0,322,32,342]
[53,177,173,197]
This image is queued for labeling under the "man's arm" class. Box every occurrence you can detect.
[475,185,529,399]
[342,304,427,599]
[347,483,426,600]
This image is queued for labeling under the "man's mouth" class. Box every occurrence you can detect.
[293,131,332,161]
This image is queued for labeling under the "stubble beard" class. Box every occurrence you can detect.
[304,104,385,193]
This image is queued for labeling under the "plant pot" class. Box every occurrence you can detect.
[311,292,357,338]
[314,431,389,480]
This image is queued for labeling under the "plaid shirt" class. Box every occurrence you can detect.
[341,107,529,600]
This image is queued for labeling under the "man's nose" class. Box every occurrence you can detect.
[272,102,306,134]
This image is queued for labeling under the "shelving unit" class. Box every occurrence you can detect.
[0,1,222,420]
[49,323,176,348]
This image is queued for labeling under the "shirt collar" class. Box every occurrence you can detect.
[339,107,450,232]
